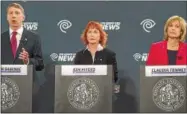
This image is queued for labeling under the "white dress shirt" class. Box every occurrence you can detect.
[86,44,104,63]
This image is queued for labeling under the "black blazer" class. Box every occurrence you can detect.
[1,29,44,71]
[74,48,118,82]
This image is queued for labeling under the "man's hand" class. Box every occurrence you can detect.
[19,48,29,64]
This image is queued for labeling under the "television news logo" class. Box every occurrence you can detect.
[50,53,76,62]
[100,22,121,31]
[133,53,148,62]
[140,19,156,33]
[23,22,38,31]
[57,20,72,33]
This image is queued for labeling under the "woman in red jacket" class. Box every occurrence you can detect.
[146,15,187,65]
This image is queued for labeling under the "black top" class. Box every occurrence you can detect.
[74,48,118,82]
[167,50,178,65]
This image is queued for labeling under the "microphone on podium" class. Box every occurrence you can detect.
[19,38,28,64]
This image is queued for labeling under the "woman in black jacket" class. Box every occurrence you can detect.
[74,21,118,82]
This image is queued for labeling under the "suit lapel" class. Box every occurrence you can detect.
[94,50,104,64]
[4,31,15,63]
[13,29,27,63]
[162,41,168,65]
[177,42,185,57]
[177,42,186,64]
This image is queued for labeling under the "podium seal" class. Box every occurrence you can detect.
[1,77,20,111]
[67,77,99,110]
[152,78,185,112]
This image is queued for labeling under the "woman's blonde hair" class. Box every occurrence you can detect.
[164,15,187,42]
[81,21,108,47]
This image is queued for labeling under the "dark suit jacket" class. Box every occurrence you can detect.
[146,40,187,65]
[74,48,118,82]
[1,29,44,71]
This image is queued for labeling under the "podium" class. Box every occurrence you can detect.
[54,65,113,113]
[140,65,187,113]
[1,65,33,113]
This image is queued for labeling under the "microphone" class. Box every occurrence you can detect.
[20,37,27,46]
[95,58,102,62]
[19,38,28,64]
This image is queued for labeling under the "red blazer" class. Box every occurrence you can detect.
[146,41,187,65]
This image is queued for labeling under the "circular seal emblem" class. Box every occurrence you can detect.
[152,78,185,112]
[1,77,20,111]
[67,77,99,110]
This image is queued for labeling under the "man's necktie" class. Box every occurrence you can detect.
[11,31,17,58]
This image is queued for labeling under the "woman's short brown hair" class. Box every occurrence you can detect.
[81,21,108,47]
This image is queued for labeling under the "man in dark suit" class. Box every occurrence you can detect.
[1,3,44,70]
[1,3,44,112]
